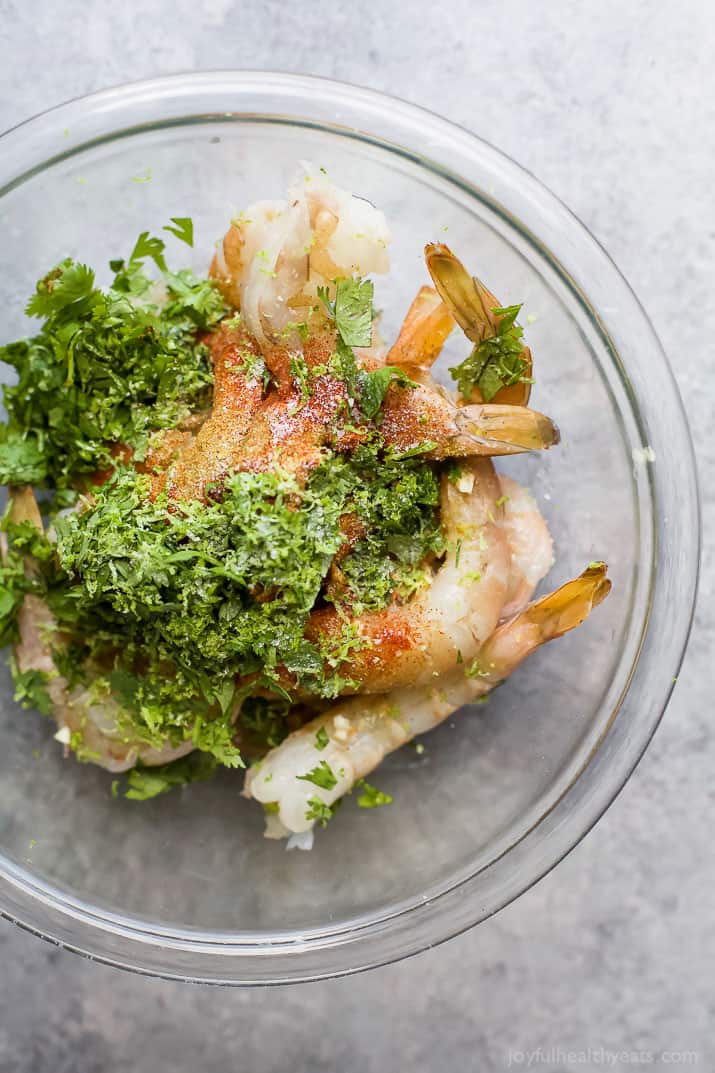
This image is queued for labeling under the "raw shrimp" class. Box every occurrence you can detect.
[210,163,391,347]
[7,488,192,772]
[204,170,559,485]
[245,564,611,835]
[305,458,511,694]
[159,323,266,502]
[385,270,553,615]
[159,327,558,501]
[425,242,533,406]
[498,475,554,618]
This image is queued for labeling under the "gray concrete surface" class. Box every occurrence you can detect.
[0,2,713,1071]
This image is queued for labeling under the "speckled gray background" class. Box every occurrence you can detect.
[0,2,713,1071]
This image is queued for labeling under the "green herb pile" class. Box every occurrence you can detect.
[0,224,444,797]
[0,219,224,490]
[450,303,531,402]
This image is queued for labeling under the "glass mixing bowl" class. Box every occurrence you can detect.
[0,72,699,984]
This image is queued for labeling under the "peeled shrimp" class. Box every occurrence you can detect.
[159,322,266,501]
[305,458,511,693]
[158,330,558,503]
[7,488,191,772]
[245,564,611,835]
[203,170,560,490]
[498,475,554,618]
[210,163,391,346]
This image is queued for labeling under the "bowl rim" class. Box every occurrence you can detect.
[0,69,700,985]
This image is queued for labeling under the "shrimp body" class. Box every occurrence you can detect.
[16,591,193,774]
[498,475,554,618]
[306,458,510,693]
[245,564,611,835]
[210,164,391,346]
[159,324,266,502]
[7,488,191,773]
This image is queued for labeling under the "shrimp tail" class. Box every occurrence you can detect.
[425,242,499,344]
[520,562,611,639]
[477,563,611,684]
[387,285,455,374]
[448,403,560,455]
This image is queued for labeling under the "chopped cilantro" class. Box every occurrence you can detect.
[358,366,416,420]
[235,347,271,389]
[315,726,330,750]
[10,663,54,716]
[163,217,194,247]
[450,303,531,402]
[191,715,243,768]
[446,461,464,485]
[305,794,340,827]
[127,231,168,274]
[356,779,393,808]
[0,243,451,789]
[0,227,226,488]
[124,752,218,800]
[320,277,416,419]
[239,696,291,751]
[289,353,312,402]
[297,759,338,790]
[68,728,101,764]
[465,659,490,680]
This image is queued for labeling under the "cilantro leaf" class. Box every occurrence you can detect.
[356,779,393,808]
[25,261,97,320]
[289,353,312,402]
[129,231,167,273]
[315,726,329,750]
[305,794,341,827]
[297,759,338,790]
[357,366,416,420]
[124,752,218,801]
[10,664,54,717]
[333,277,374,346]
[191,715,244,768]
[163,217,194,247]
[0,430,48,485]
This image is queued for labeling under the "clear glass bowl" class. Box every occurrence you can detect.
[0,72,699,984]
